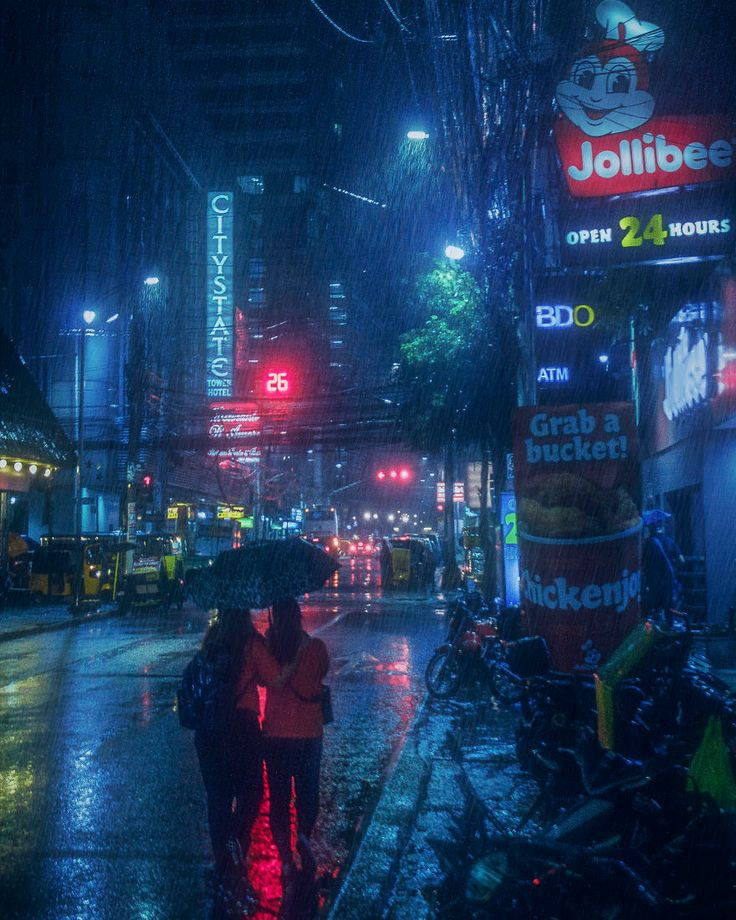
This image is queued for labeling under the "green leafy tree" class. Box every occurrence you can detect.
[399,261,516,589]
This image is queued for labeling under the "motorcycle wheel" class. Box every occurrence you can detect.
[425,649,463,698]
[490,663,524,705]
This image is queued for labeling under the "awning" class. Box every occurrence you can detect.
[0,329,75,472]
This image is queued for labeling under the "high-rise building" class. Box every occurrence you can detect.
[167,1,344,406]
[0,0,206,534]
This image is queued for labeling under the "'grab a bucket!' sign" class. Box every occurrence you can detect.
[512,403,641,672]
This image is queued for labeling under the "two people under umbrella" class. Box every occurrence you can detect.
[191,596,329,912]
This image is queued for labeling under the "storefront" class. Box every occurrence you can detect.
[540,1,736,627]
[639,270,736,623]
[0,330,74,570]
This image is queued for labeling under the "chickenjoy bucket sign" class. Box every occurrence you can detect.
[512,403,641,672]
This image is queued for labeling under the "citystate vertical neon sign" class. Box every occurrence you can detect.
[207,192,234,398]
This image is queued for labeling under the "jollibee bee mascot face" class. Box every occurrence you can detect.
[556,1,664,138]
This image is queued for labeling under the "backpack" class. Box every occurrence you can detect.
[177,644,234,734]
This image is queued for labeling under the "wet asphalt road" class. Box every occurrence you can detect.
[0,557,445,919]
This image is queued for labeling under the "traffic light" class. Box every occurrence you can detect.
[375,467,413,482]
[140,474,154,514]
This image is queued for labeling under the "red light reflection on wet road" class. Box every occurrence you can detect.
[241,688,317,917]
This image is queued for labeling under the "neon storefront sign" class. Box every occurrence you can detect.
[536,304,595,329]
[662,303,727,420]
[554,2,736,198]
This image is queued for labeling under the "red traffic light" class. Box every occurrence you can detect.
[376,467,412,483]
[142,474,153,488]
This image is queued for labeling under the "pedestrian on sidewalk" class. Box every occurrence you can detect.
[185,608,284,881]
[264,596,329,900]
[642,525,683,625]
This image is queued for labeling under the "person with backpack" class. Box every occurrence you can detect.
[263,597,329,899]
[178,607,285,888]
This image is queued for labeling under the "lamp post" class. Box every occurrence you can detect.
[74,309,96,537]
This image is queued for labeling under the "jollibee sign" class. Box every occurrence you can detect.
[512,403,641,672]
[554,2,736,198]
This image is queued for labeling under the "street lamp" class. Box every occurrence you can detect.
[75,309,96,537]
[407,129,429,141]
[444,244,465,261]
[143,276,160,286]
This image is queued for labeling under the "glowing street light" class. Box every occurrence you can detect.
[407,130,429,141]
[444,244,465,261]
[144,276,160,286]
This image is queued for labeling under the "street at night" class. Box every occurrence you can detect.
[0,561,445,919]
[3,1,736,918]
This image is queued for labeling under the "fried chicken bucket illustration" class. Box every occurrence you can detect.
[556,1,664,138]
[517,470,642,672]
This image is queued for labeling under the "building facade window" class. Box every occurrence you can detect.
[238,175,264,195]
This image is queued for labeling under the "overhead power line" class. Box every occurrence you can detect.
[381,0,412,33]
[306,0,375,44]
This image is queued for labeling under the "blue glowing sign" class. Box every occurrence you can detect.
[500,492,520,606]
[207,192,234,398]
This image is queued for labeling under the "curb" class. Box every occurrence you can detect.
[0,605,119,643]
[327,699,432,919]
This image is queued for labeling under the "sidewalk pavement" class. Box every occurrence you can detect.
[327,693,538,920]
[327,640,736,920]
[0,601,118,642]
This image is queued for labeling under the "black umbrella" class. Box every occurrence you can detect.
[190,537,339,610]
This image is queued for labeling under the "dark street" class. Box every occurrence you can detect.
[0,560,444,919]
[2,2,736,917]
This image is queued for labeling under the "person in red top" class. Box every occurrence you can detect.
[193,608,284,885]
[264,596,329,892]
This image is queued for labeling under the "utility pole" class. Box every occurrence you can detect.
[253,463,262,541]
[74,324,87,537]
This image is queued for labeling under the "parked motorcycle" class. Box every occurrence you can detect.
[432,615,736,919]
[482,634,550,705]
[425,596,497,698]
[425,594,546,702]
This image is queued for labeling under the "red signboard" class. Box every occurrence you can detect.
[555,115,736,198]
[512,403,641,672]
[208,401,261,463]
